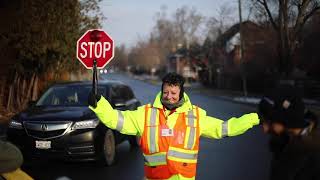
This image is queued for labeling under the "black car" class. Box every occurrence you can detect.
[6,81,141,166]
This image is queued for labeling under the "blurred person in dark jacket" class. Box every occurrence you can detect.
[0,120,33,180]
[258,85,320,180]
[258,88,290,159]
[0,120,23,174]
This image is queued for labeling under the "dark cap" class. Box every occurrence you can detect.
[271,85,307,128]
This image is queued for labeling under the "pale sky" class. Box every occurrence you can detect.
[100,0,241,48]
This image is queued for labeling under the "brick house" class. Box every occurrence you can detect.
[204,21,277,91]
[167,51,198,81]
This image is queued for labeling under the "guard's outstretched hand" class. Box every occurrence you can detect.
[227,113,260,136]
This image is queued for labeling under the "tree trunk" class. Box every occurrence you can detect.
[277,0,292,77]
[6,85,13,111]
[16,75,21,108]
[61,71,70,81]
[23,73,36,108]
[20,78,27,109]
[32,75,39,101]
[0,78,5,107]
[7,73,19,111]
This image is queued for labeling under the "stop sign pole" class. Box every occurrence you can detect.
[76,29,114,106]
[92,59,98,100]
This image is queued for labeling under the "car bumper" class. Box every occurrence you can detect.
[7,128,103,161]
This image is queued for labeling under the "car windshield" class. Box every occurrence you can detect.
[36,85,106,106]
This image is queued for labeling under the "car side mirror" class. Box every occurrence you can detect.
[113,99,126,108]
[136,100,141,107]
[28,100,36,107]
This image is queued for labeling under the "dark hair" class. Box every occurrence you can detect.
[260,85,307,128]
[161,72,185,99]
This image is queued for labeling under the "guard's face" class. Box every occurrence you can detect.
[162,83,181,104]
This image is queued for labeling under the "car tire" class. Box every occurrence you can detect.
[101,129,116,166]
[128,136,140,148]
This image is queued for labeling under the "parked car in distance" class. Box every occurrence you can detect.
[6,81,141,166]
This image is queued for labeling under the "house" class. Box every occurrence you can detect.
[203,21,277,90]
[167,49,198,81]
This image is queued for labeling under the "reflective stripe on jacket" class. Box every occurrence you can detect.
[90,92,228,138]
[89,92,260,180]
[141,104,201,179]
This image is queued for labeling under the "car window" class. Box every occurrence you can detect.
[36,85,107,106]
[110,85,134,102]
[123,86,135,100]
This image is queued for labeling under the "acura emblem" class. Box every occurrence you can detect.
[41,124,48,131]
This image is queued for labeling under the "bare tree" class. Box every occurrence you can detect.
[128,41,162,72]
[109,45,128,71]
[124,6,206,73]
[200,3,238,85]
[249,0,320,76]
[151,6,204,52]
[152,7,177,58]
[205,3,237,42]
[173,6,204,47]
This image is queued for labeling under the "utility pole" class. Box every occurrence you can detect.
[238,0,248,97]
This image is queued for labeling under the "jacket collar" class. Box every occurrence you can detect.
[152,92,193,113]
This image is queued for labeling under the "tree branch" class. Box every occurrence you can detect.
[303,6,320,25]
[294,1,320,39]
[295,0,311,28]
[257,0,278,30]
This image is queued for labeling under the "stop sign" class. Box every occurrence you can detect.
[76,29,114,69]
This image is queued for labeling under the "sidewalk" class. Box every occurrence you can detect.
[132,74,320,113]
[186,82,320,107]
[185,83,261,106]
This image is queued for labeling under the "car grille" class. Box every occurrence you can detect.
[24,121,72,140]
[27,129,66,139]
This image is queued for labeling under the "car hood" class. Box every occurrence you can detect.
[19,106,96,122]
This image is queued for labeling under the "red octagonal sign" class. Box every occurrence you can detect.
[77,29,114,69]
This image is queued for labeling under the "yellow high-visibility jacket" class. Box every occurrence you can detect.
[90,92,259,138]
[89,92,259,180]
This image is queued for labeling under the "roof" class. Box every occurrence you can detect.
[213,21,261,48]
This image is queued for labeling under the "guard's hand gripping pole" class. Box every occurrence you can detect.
[92,59,98,107]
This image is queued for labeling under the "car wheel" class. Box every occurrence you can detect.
[101,129,116,166]
[128,136,140,148]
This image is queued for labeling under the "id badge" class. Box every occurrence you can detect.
[161,128,174,137]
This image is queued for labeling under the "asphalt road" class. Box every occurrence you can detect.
[23,73,271,180]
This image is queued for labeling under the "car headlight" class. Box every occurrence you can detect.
[71,119,99,130]
[9,119,23,129]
